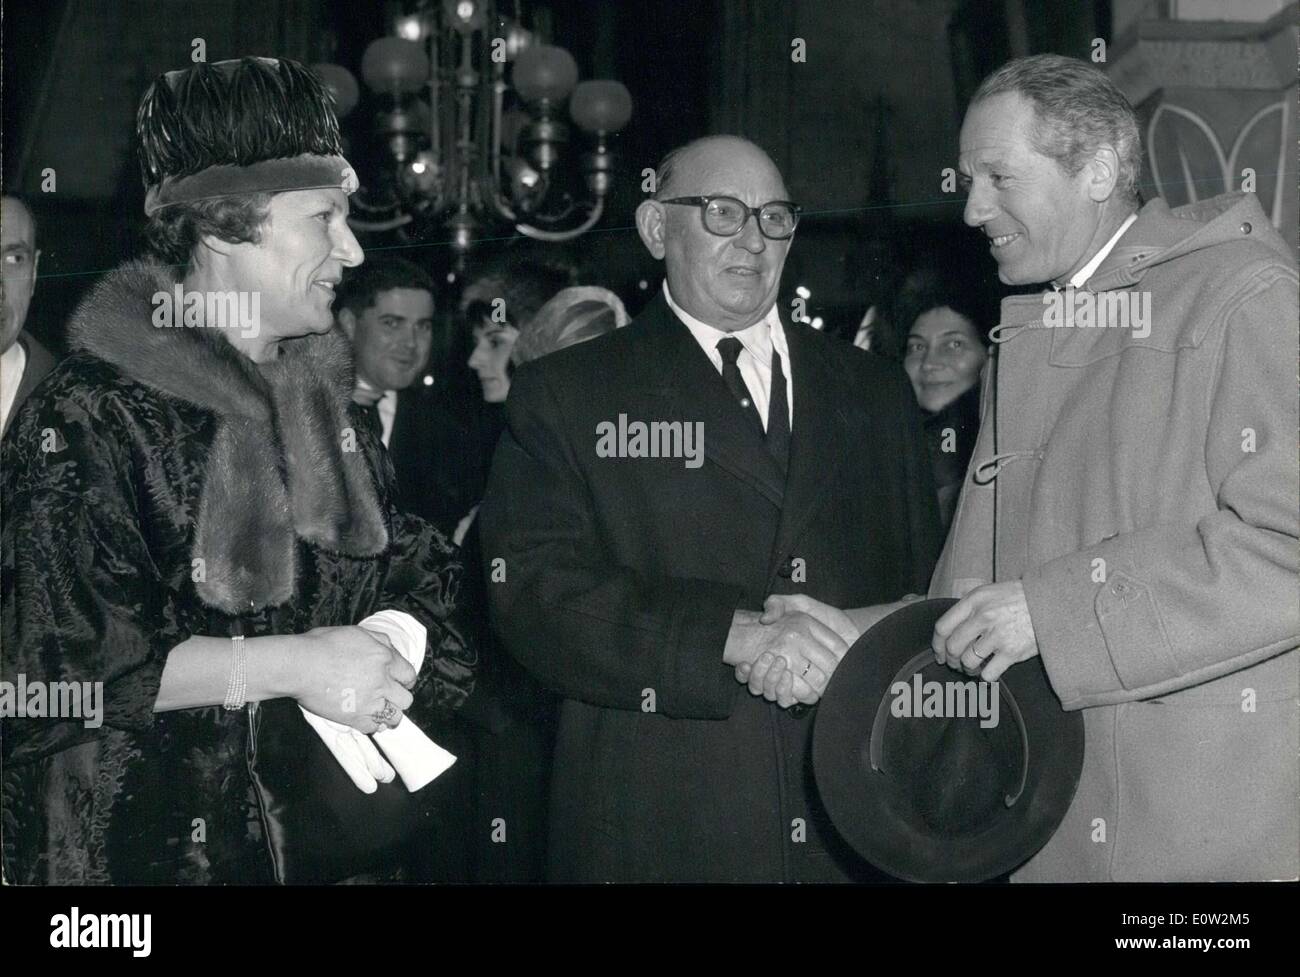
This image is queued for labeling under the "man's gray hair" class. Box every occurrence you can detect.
[972,54,1142,207]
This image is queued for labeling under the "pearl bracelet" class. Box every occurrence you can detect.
[222,635,248,710]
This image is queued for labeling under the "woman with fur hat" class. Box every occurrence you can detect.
[0,57,475,883]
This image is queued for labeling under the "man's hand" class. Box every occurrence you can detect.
[931,581,1038,682]
[738,593,928,686]
[762,594,860,644]
[735,594,858,693]
[724,609,848,708]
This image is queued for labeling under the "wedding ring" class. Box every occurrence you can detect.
[372,701,397,724]
[801,661,811,678]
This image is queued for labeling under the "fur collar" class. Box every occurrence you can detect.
[68,259,387,614]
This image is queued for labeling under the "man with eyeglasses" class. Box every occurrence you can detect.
[481,135,941,882]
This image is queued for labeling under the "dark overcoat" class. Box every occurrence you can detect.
[1,261,476,884]
[480,292,941,882]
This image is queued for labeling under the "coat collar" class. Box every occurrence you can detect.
[66,259,387,614]
[635,292,787,505]
[1085,193,1287,292]
[631,290,849,550]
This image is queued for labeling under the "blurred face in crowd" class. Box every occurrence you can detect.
[209,188,363,343]
[468,317,519,403]
[959,92,1111,286]
[903,306,988,413]
[1,196,40,354]
[637,137,792,332]
[341,287,434,392]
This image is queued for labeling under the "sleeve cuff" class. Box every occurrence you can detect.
[1021,554,1117,709]
[661,580,747,719]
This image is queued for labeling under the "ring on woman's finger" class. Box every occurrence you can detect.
[371,700,398,725]
[800,660,812,678]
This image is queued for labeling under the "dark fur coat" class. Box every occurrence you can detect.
[1,260,476,884]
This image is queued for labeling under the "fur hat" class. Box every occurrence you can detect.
[136,56,357,215]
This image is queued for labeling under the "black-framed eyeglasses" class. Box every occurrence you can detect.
[659,195,801,240]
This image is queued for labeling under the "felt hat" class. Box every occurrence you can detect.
[813,598,1084,882]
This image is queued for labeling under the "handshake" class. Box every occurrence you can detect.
[724,594,922,709]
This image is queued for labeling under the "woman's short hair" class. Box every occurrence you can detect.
[972,54,1142,207]
[137,58,344,271]
[888,265,994,359]
[146,192,272,270]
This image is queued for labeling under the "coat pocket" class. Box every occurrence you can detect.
[1045,292,1199,367]
[1094,571,1180,689]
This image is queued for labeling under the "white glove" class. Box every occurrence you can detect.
[299,609,457,794]
[298,707,397,794]
[359,610,457,792]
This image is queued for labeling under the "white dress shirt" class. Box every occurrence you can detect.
[663,282,794,431]
[1066,212,1138,289]
[376,389,398,448]
[356,379,398,447]
[1,340,28,435]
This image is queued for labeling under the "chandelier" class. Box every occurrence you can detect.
[311,0,633,260]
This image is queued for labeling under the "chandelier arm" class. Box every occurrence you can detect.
[514,196,606,242]
[490,61,507,193]
[525,196,578,224]
[489,188,521,222]
[347,214,415,232]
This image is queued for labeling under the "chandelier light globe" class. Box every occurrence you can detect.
[401,150,442,195]
[501,22,534,60]
[361,37,431,96]
[443,0,487,33]
[570,80,632,134]
[512,44,579,104]
[311,63,360,118]
[393,13,427,41]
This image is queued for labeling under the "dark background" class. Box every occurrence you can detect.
[4,0,1295,390]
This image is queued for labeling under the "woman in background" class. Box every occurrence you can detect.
[894,268,992,532]
[458,282,627,882]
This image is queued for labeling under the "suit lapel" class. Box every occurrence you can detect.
[768,319,847,573]
[640,294,787,507]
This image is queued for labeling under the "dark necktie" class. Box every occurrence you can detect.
[716,337,764,435]
[358,400,382,443]
[767,351,790,471]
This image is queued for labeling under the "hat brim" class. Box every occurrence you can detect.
[813,598,1084,882]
